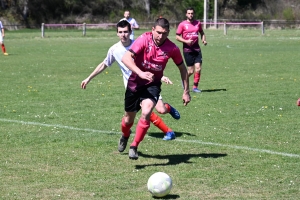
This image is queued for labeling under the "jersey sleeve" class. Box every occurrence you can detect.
[198,21,204,33]
[103,46,116,67]
[132,19,139,27]
[176,22,183,35]
[171,46,184,66]
[129,33,147,55]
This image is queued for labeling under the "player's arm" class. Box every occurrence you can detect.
[199,30,207,45]
[122,50,154,82]
[177,62,191,106]
[132,20,139,30]
[81,61,108,89]
[161,76,173,84]
[176,34,193,46]
[1,28,4,37]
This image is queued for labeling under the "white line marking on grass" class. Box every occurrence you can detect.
[0,118,120,134]
[175,139,300,158]
[1,118,299,158]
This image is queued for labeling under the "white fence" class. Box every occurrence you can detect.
[41,23,116,37]
[204,21,264,35]
[41,21,265,37]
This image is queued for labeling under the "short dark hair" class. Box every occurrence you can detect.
[116,20,132,32]
[154,18,169,30]
[186,7,195,13]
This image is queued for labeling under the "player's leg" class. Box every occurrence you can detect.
[150,111,175,140]
[152,98,177,140]
[119,88,138,152]
[150,112,168,133]
[193,62,201,92]
[0,37,8,55]
[129,86,159,160]
[183,52,195,77]
[183,51,196,91]
[155,96,180,119]
[192,51,203,93]
[118,111,136,152]
[129,98,154,159]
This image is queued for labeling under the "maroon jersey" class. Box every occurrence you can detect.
[176,20,203,52]
[128,32,183,92]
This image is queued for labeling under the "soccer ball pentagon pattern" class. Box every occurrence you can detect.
[147,172,172,197]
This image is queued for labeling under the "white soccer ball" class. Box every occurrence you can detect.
[147,172,172,197]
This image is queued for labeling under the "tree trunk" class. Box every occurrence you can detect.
[144,0,150,17]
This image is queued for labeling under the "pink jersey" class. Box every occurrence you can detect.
[128,32,183,92]
[176,20,203,52]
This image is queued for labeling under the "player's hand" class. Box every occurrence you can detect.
[81,78,90,89]
[182,93,191,106]
[186,39,193,46]
[138,71,154,82]
[161,76,173,84]
[203,40,207,46]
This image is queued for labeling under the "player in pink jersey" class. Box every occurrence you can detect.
[176,7,207,93]
[121,18,191,160]
[81,20,179,144]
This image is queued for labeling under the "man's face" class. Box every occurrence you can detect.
[152,25,169,46]
[117,26,131,43]
[124,11,130,19]
[186,10,194,21]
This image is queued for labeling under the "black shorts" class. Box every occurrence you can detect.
[183,51,202,66]
[124,85,161,112]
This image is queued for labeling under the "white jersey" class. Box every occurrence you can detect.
[0,21,3,42]
[103,40,133,88]
[103,39,163,100]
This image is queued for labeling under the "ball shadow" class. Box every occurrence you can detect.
[152,194,180,199]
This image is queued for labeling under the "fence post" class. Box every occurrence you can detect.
[261,21,264,35]
[83,23,86,36]
[224,22,227,35]
[41,23,44,38]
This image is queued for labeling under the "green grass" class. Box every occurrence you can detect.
[0,28,299,199]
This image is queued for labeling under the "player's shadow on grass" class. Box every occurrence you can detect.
[148,131,196,139]
[135,152,227,169]
[201,88,227,92]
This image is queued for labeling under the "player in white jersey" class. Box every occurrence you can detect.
[120,10,139,40]
[0,21,8,56]
[81,20,180,142]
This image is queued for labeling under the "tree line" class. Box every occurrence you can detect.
[0,0,298,27]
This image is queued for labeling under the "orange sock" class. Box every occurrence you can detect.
[164,103,171,113]
[130,118,150,147]
[121,118,133,137]
[193,72,201,88]
[150,112,171,134]
[1,44,6,53]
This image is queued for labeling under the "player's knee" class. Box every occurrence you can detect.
[188,71,194,77]
[155,101,167,114]
[195,63,202,72]
[155,106,167,114]
[187,68,194,76]
[140,108,153,120]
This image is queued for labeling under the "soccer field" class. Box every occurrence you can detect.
[0,28,299,199]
